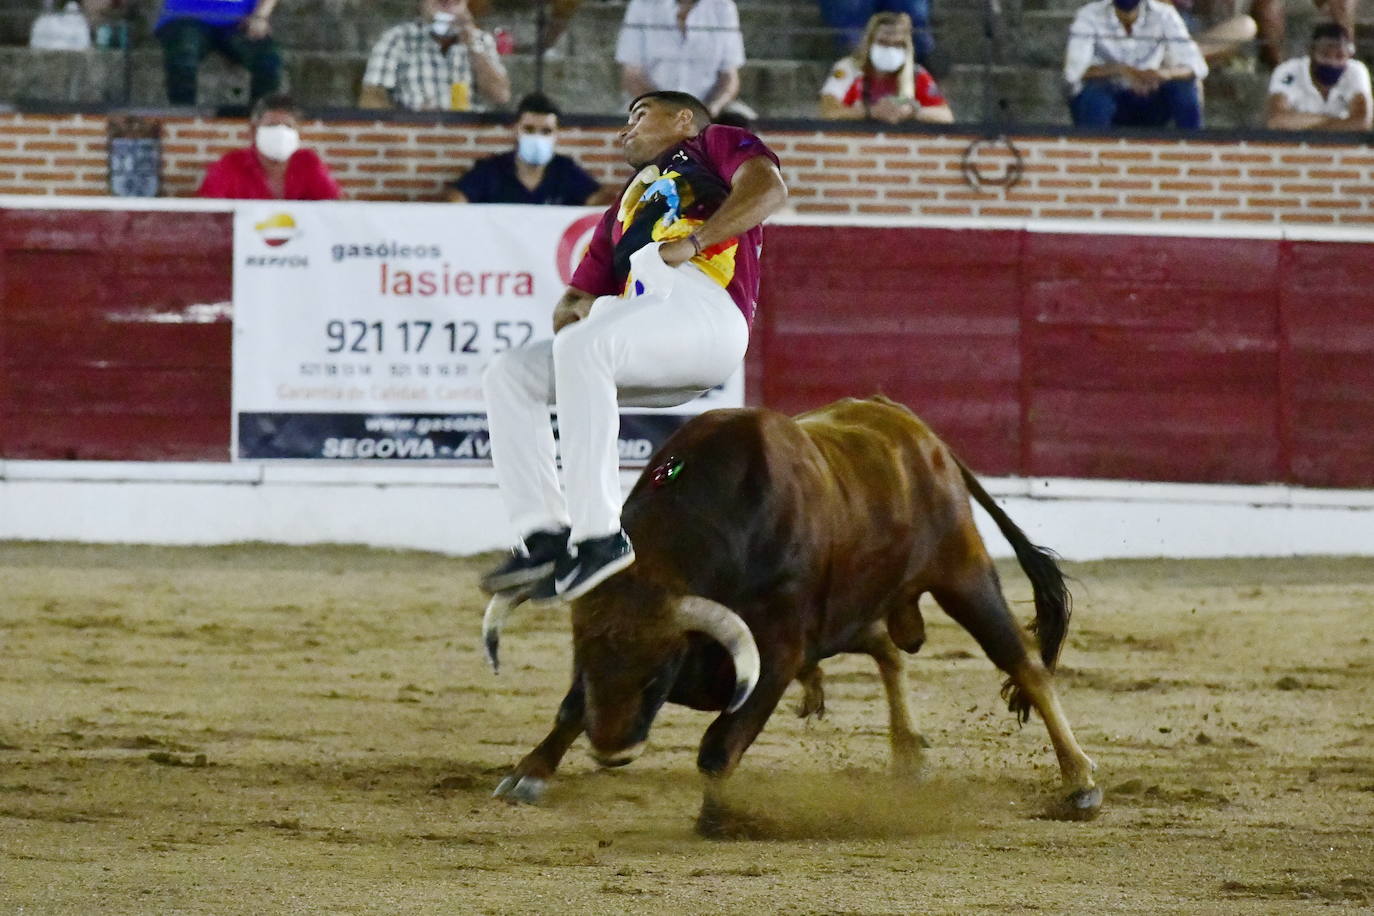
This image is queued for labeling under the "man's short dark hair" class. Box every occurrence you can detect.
[251,92,299,122]
[629,91,713,131]
[516,92,561,120]
[1311,22,1352,44]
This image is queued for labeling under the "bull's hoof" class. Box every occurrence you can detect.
[1049,785,1103,821]
[493,773,547,805]
[695,800,775,840]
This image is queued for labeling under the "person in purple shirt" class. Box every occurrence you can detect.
[155,0,282,106]
[481,90,788,602]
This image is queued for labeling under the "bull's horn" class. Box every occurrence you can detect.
[481,590,521,674]
[673,597,760,713]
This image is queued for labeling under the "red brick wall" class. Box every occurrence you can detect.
[1,112,1372,224]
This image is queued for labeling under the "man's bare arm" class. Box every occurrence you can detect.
[621,66,657,99]
[659,156,787,266]
[553,288,595,332]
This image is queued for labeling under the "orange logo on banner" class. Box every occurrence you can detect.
[255,212,300,248]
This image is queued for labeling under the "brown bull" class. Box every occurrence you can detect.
[482,396,1102,834]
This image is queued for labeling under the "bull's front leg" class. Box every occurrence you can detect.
[694,658,799,838]
[493,673,584,804]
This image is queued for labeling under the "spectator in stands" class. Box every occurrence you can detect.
[198,93,343,200]
[1064,0,1208,129]
[819,11,953,123]
[30,1,93,51]
[446,93,615,205]
[1251,0,1356,69]
[818,0,935,68]
[154,0,281,107]
[615,0,746,118]
[359,0,510,111]
[1265,22,1372,130]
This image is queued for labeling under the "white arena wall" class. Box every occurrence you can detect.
[2,461,1372,561]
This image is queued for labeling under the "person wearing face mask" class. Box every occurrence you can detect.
[445,93,614,205]
[819,11,953,123]
[1064,0,1208,128]
[197,93,343,200]
[359,0,510,112]
[1265,22,1372,131]
[154,0,281,106]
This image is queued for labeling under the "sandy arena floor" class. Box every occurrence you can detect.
[1,543,1371,914]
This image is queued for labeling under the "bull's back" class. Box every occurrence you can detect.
[623,398,975,621]
[794,398,977,623]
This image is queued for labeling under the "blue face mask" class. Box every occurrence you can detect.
[516,133,555,167]
[1312,62,1347,86]
[1113,0,1142,11]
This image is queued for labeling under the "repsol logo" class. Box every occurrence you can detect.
[245,254,309,268]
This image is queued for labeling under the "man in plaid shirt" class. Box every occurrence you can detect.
[359,0,510,111]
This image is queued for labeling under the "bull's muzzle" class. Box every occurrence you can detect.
[590,741,645,768]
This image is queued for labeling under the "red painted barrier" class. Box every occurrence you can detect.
[2,208,1372,488]
[0,209,232,460]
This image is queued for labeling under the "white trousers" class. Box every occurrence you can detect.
[482,245,749,544]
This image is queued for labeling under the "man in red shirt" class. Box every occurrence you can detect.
[197,93,343,200]
[481,90,788,602]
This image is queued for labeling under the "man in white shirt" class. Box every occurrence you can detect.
[1064,0,1208,128]
[615,0,746,117]
[1265,22,1372,131]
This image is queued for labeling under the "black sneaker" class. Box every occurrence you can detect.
[553,530,635,600]
[481,528,570,594]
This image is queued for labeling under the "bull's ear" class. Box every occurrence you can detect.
[673,597,760,712]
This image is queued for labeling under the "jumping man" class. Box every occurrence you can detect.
[481,91,788,601]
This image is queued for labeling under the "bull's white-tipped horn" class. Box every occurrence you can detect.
[674,596,760,713]
[481,591,520,674]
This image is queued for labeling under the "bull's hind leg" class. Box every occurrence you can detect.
[855,623,927,776]
[794,663,825,719]
[931,566,1101,820]
[493,675,585,804]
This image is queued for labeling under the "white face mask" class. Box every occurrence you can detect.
[255,124,300,162]
[868,44,907,73]
[516,134,556,167]
[431,11,455,35]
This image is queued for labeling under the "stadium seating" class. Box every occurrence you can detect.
[0,0,1368,126]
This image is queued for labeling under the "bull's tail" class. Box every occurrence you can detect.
[956,459,1072,723]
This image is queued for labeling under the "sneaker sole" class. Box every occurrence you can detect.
[481,560,556,595]
[556,550,636,601]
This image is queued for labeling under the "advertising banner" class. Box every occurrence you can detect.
[232,202,742,463]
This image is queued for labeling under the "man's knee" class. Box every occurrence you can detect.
[484,343,552,403]
[1070,82,1116,126]
[1160,80,1202,128]
[551,321,612,369]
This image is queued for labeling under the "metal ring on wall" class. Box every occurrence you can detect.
[960,134,1024,191]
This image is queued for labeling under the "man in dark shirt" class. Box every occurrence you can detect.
[446,93,611,205]
[481,90,788,602]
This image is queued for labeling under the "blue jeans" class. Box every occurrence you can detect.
[155,18,282,106]
[1070,79,1203,129]
[818,0,935,64]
